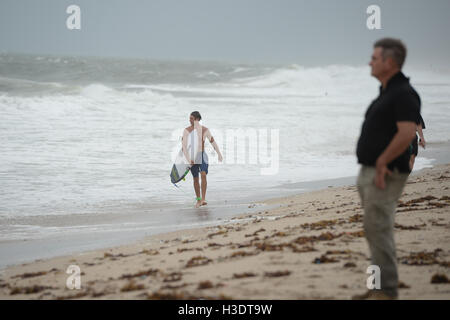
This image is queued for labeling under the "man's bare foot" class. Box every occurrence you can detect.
[201,200,207,206]
[195,201,202,208]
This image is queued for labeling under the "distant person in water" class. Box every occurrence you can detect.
[409,114,426,171]
[182,111,223,208]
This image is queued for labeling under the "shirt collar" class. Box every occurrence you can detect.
[379,71,409,93]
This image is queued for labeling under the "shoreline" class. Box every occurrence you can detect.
[1,140,449,271]
[0,163,448,299]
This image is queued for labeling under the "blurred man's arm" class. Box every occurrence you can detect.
[375,121,417,189]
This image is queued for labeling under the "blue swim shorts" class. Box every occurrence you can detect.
[191,152,209,178]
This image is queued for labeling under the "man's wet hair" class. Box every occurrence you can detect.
[191,111,202,120]
[374,38,407,69]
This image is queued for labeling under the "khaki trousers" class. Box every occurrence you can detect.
[357,165,409,298]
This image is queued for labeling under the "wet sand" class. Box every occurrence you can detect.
[0,164,449,300]
[2,140,449,272]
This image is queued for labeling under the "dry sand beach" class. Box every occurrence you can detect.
[0,164,449,300]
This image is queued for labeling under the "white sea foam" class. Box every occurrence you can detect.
[0,59,449,239]
[80,83,113,99]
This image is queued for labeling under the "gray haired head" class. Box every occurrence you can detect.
[374,38,407,69]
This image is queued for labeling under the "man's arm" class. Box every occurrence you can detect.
[205,129,223,162]
[375,121,417,189]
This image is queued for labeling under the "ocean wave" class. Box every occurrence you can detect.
[80,83,114,99]
[1,56,449,226]
[121,65,380,101]
[0,76,67,95]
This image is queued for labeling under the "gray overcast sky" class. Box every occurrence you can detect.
[1,0,449,66]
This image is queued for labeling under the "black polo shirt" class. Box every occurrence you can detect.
[356,71,421,173]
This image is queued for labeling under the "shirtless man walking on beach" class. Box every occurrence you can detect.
[354,38,422,300]
[182,111,223,208]
[409,114,426,170]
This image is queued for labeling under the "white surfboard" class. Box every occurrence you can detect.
[170,129,201,184]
